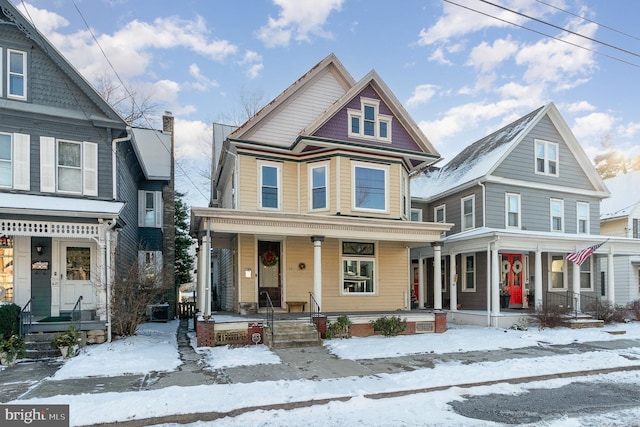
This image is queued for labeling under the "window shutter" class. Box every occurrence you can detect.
[13,133,30,190]
[83,141,98,196]
[634,219,639,239]
[138,190,145,227]
[154,191,163,228]
[40,136,55,193]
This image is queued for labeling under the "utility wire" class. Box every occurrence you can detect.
[477,0,640,59]
[443,0,640,69]
[535,0,640,42]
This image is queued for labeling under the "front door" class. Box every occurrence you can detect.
[502,253,523,306]
[258,240,281,308]
[60,242,96,312]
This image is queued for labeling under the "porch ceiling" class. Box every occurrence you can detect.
[191,207,451,247]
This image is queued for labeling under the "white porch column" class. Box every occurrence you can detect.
[572,261,581,312]
[96,225,107,322]
[418,257,425,309]
[432,242,443,310]
[311,236,324,311]
[491,244,500,315]
[450,253,457,312]
[534,249,543,310]
[203,230,212,317]
[196,245,206,314]
[607,250,616,303]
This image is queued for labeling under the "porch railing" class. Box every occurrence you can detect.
[309,292,322,326]
[543,291,600,319]
[261,291,274,344]
[19,298,33,337]
[71,295,83,331]
[178,301,196,319]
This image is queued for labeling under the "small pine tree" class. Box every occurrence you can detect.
[175,192,194,287]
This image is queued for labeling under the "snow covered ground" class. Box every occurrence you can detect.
[6,320,640,426]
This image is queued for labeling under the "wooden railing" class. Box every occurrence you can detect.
[178,301,196,319]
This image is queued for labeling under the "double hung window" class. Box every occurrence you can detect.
[550,199,564,232]
[353,162,388,212]
[138,190,163,228]
[259,161,281,210]
[506,193,521,229]
[309,163,328,210]
[463,255,475,292]
[40,137,97,196]
[577,202,589,234]
[535,140,559,176]
[7,49,27,99]
[461,195,475,230]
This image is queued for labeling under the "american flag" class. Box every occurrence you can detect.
[566,241,607,266]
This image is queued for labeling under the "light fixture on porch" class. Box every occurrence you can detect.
[36,244,44,255]
[244,268,252,278]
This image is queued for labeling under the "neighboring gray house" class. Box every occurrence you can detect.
[600,171,640,305]
[410,103,638,327]
[0,0,173,340]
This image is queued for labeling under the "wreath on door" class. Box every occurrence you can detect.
[261,250,279,267]
[512,260,523,274]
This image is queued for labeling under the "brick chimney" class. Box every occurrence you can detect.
[162,111,176,317]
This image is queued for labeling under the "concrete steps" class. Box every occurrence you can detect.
[264,320,322,349]
[562,313,604,329]
[23,332,62,360]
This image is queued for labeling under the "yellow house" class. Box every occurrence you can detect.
[190,54,451,325]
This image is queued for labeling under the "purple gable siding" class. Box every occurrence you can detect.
[314,85,426,153]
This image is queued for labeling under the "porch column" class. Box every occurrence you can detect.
[572,261,581,312]
[491,243,500,315]
[534,249,542,310]
[418,257,425,309]
[449,253,457,312]
[196,245,206,314]
[432,242,443,310]
[96,228,107,322]
[311,236,324,311]
[607,250,615,303]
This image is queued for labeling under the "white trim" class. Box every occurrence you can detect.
[577,201,590,234]
[548,253,567,290]
[534,139,559,177]
[434,204,446,223]
[7,48,27,100]
[550,198,564,232]
[579,257,594,291]
[461,194,475,231]
[505,192,521,230]
[308,161,329,212]
[347,97,392,143]
[351,161,389,213]
[258,160,282,211]
[461,253,476,292]
[340,240,377,296]
[13,133,29,190]
[485,175,608,198]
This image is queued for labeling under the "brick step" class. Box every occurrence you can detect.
[264,321,322,349]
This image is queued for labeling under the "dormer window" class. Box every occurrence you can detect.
[348,97,392,142]
[535,139,558,176]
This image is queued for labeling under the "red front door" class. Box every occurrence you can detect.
[501,254,523,305]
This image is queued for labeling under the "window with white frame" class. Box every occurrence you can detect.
[410,208,422,222]
[352,162,388,212]
[138,190,163,228]
[40,137,97,196]
[577,202,590,234]
[461,195,475,230]
[0,132,29,190]
[434,204,446,223]
[348,97,392,142]
[7,49,27,99]
[463,254,475,292]
[632,218,639,239]
[309,163,328,210]
[342,242,375,294]
[139,250,163,279]
[506,193,521,229]
[535,140,559,176]
[440,258,448,292]
[550,199,564,232]
[580,258,593,290]
[550,255,565,289]
[401,172,409,218]
[259,161,281,209]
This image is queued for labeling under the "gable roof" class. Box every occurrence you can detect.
[412,103,609,199]
[601,170,640,220]
[130,127,172,180]
[0,0,125,128]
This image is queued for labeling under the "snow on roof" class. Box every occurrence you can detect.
[601,170,640,220]
[130,127,171,180]
[411,106,544,199]
[0,193,124,217]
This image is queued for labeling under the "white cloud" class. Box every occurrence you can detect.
[467,38,519,73]
[616,121,640,140]
[428,47,452,65]
[572,112,616,146]
[563,101,596,114]
[174,118,212,159]
[257,0,343,47]
[239,51,264,80]
[406,84,439,107]
[188,64,219,92]
[15,2,69,34]
[246,63,264,80]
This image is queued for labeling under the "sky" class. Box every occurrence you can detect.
[6,319,640,426]
[11,0,640,208]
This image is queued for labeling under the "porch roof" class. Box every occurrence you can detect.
[190,207,452,247]
[0,193,124,218]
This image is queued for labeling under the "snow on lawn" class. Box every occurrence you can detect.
[195,344,281,370]
[325,322,640,360]
[10,320,640,426]
[51,320,182,380]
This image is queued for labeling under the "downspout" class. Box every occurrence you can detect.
[105,220,118,343]
[111,127,132,200]
[486,241,491,327]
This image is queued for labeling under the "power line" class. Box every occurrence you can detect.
[534,0,640,42]
[477,0,640,59]
[443,0,640,69]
